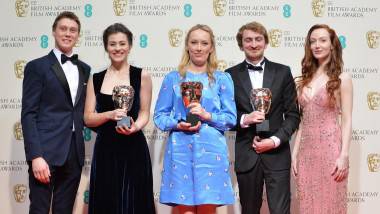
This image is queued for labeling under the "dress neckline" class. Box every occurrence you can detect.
[99,92,112,96]
[186,71,207,75]
[99,67,132,95]
[302,81,327,101]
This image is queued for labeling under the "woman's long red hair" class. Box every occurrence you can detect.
[297,24,343,107]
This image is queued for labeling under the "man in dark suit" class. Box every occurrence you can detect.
[226,21,300,214]
[21,11,90,214]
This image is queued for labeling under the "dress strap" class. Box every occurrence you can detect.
[92,70,106,95]
[129,65,142,91]
[128,66,142,120]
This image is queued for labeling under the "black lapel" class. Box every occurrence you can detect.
[49,52,73,106]
[262,58,275,90]
[74,63,85,106]
[237,61,253,99]
[262,59,275,115]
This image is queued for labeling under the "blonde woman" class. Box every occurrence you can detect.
[154,24,236,214]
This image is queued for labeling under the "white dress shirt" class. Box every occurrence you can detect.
[53,48,79,130]
[240,58,281,147]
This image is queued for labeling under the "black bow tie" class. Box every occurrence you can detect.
[61,54,78,65]
[246,63,263,71]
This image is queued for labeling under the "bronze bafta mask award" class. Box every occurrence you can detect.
[180,81,203,126]
[250,88,272,132]
[112,85,134,128]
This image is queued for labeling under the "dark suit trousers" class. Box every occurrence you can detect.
[237,157,290,214]
[28,132,82,214]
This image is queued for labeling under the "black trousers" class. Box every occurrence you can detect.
[28,133,82,214]
[236,157,290,214]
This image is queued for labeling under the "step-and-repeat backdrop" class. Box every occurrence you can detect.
[1,0,379,213]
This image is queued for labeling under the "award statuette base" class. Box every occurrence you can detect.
[256,120,269,132]
[186,113,200,127]
[117,116,131,128]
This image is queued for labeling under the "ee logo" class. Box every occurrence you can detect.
[283,4,291,18]
[40,35,48,49]
[84,4,93,17]
[140,34,148,48]
[338,35,347,49]
[184,4,192,17]
[83,127,92,141]
[83,190,89,204]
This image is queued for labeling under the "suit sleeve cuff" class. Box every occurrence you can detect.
[270,136,281,148]
[240,114,249,128]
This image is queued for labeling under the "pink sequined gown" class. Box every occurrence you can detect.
[296,87,347,214]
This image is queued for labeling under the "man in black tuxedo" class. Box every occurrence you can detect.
[226,21,300,214]
[21,11,90,214]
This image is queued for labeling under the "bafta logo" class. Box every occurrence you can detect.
[366,31,380,49]
[217,60,227,71]
[268,29,282,48]
[250,88,272,132]
[112,85,135,128]
[367,153,380,172]
[14,121,24,141]
[13,184,27,203]
[213,0,227,16]
[168,28,183,47]
[113,0,128,16]
[14,60,27,79]
[311,0,326,17]
[367,91,380,110]
[15,0,29,17]
[181,82,203,126]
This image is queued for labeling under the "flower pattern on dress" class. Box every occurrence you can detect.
[201,147,206,154]
[205,184,210,190]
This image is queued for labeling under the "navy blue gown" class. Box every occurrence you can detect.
[89,66,155,214]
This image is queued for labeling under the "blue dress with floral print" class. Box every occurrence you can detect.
[154,70,236,206]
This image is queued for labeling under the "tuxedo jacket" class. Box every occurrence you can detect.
[226,59,300,173]
[21,50,91,166]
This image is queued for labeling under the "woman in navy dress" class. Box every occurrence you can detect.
[84,23,155,214]
[154,24,236,214]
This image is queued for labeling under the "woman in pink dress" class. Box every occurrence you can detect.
[292,24,353,214]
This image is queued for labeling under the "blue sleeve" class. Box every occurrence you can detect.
[153,73,178,131]
[207,72,237,131]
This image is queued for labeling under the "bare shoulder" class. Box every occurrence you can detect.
[339,72,353,94]
[339,72,352,82]
[140,69,152,86]
[141,69,152,79]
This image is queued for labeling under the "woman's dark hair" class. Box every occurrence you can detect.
[102,23,133,51]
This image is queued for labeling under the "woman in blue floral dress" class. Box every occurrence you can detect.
[154,24,237,214]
